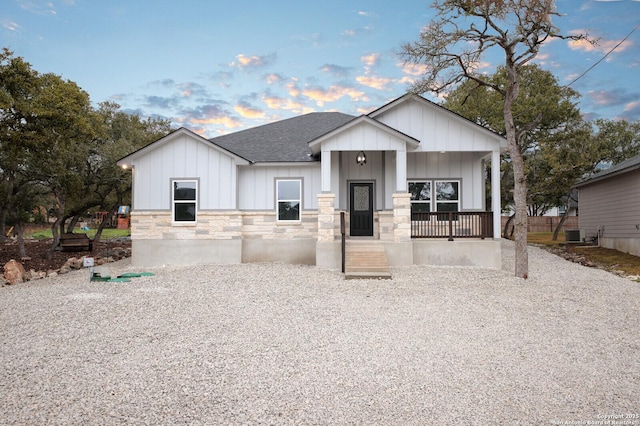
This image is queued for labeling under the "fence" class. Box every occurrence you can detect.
[500,216,579,233]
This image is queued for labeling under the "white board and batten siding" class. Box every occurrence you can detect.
[579,171,640,238]
[320,121,410,152]
[131,133,238,210]
[373,97,503,153]
[238,165,322,210]
[407,151,487,211]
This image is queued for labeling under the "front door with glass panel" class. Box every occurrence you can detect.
[349,182,374,236]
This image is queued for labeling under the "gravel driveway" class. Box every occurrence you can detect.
[1,240,638,425]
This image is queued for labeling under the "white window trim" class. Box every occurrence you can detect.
[171,179,198,225]
[276,178,302,223]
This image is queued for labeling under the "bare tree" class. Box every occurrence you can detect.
[400,0,591,278]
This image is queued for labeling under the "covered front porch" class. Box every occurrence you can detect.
[308,98,505,271]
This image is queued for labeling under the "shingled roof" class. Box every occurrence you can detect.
[209,112,356,162]
[576,153,640,187]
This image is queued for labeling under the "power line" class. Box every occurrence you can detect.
[565,22,640,88]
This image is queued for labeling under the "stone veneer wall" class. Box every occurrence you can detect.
[241,211,317,240]
[392,193,412,242]
[130,210,317,241]
[130,211,243,240]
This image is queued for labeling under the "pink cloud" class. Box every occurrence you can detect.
[361,53,381,67]
[234,102,265,119]
[568,30,632,54]
[301,85,368,106]
[356,75,393,91]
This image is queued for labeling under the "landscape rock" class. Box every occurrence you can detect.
[64,257,83,270]
[29,269,47,280]
[3,260,26,285]
[59,265,71,275]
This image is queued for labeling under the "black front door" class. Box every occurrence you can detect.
[349,182,374,236]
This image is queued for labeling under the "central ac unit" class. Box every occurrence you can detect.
[565,229,584,243]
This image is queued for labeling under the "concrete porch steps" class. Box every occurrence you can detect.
[345,241,392,280]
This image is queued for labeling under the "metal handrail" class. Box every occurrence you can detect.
[340,212,346,273]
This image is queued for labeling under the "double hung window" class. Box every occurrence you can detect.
[276,179,301,222]
[172,179,197,223]
[408,181,431,216]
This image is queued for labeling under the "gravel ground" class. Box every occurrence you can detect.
[1,240,639,425]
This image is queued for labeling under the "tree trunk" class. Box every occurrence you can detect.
[16,222,26,258]
[504,63,529,279]
[552,197,572,241]
[0,209,7,243]
[47,195,65,260]
[66,215,81,233]
[93,202,119,247]
[503,213,515,239]
[0,173,15,243]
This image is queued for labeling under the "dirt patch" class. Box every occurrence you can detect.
[1,238,131,277]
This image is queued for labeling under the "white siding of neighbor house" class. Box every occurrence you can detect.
[131,133,237,210]
[373,98,502,152]
[238,165,321,210]
[579,170,640,239]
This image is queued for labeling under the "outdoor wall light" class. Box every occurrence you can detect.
[356,151,367,166]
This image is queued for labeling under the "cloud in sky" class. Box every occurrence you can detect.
[588,88,638,106]
[361,53,381,68]
[229,53,277,70]
[2,19,22,32]
[262,92,313,114]
[567,30,633,54]
[620,101,640,120]
[234,101,265,119]
[286,79,301,97]
[18,0,57,15]
[302,84,368,106]
[321,64,352,78]
[356,75,393,91]
[178,103,243,130]
[265,73,285,85]
[144,95,179,110]
[400,62,430,77]
[176,82,209,98]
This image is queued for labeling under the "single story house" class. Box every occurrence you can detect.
[117,93,507,270]
[575,154,640,256]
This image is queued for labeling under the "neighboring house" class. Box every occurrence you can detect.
[575,154,640,256]
[117,93,507,270]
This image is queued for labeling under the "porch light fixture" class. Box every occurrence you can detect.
[356,151,367,166]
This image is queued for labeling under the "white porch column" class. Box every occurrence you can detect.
[491,149,501,239]
[321,149,332,192]
[395,149,407,192]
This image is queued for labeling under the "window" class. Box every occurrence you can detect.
[276,179,301,222]
[408,180,460,218]
[408,181,431,216]
[172,180,197,223]
[435,181,460,212]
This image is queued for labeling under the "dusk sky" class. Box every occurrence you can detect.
[2,0,639,137]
